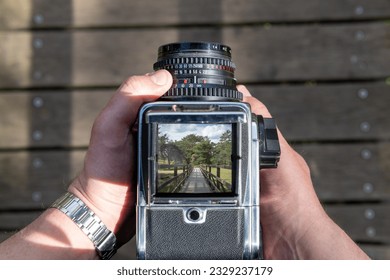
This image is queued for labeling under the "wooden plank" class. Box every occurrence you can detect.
[0,90,111,148]
[325,204,390,244]
[0,150,85,210]
[1,82,389,148]
[360,245,390,260]
[0,143,389,210]
[248,83,390,141]
[294,142,390,202]
[1,0,390,29]
[1,22,390,88]
[0,211,41,231]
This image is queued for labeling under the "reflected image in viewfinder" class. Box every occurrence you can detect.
[157,124,233,194]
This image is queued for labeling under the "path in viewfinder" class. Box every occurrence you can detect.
[180,167,212,193]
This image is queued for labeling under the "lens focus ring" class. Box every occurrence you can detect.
[154,42,242,101]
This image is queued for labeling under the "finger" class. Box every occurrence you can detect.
[118,69,172,96]
[91,70,172,147]
[98,70,172,129]
[238,84,272,118]
[110,70,173,126]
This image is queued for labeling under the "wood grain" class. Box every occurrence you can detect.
[1,0,390,29]
[0,142,389,210]
[0,150,85,210]
[1,22,390,88]
[1,83,389,148]
[295,142,390,202]
[0,0,389,259]
[326,204,390,244]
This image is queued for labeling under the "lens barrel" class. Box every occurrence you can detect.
[154,42,242,101]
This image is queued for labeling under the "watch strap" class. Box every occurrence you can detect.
[51,192,117,260]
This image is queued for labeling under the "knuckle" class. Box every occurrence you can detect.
[121,75,148,94]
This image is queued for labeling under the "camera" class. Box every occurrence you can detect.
[136,42,280,259]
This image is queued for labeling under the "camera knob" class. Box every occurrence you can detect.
[257,116,281,169]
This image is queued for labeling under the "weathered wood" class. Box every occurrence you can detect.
[0,143,389,210]
[1,83,389,148]
[0,211,41,231]
[325,204,390,244]
[0,90,111,148]
[295,142,390,202]
[0,150,85,210]
[360,245,390,260]
[1,0,390,29]
[249,83,390,141]
[1,22,390,88]
[0,0,389,261]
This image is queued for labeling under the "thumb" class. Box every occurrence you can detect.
[101,70,173,128]
[118,69,173,96]
[91,70,172,149]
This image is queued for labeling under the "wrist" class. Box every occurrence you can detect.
[51,192,117,259]
[44,208,98,259]
[67,173,136,245]
[7,208,98,259]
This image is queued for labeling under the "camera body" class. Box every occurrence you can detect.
[136,42,280,259]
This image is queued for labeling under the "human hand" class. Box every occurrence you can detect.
[68,70,173,246]
[239,85,369,260]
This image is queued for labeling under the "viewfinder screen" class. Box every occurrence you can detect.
[156,123,233,195]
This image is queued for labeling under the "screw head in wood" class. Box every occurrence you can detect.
[357,88,369,99]
[361,149,372,160]
[363,183,374,194]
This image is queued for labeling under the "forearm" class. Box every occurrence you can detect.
[0,71,173,260]
[295,215,370,260]
[0,208,97,260]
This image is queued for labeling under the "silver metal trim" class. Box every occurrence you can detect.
[51,192,117,260]
[136,101,260,259]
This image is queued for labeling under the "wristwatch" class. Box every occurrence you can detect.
[51,192,117,260]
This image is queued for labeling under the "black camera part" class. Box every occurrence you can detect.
[154,42,242,101]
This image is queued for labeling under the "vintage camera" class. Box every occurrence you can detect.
[136,42,280,259]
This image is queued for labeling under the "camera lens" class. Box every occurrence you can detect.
[154,42,242,101]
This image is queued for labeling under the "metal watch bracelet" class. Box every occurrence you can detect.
[50,192,117,260]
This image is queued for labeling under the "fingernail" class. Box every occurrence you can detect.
[148,70,169,86]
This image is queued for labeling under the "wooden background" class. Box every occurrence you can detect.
[1,0,390,259]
